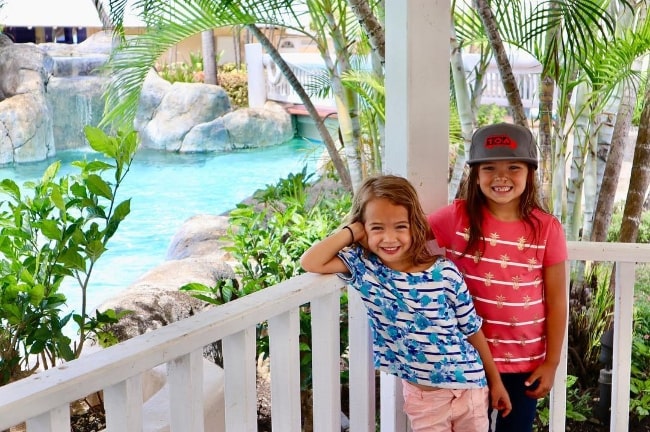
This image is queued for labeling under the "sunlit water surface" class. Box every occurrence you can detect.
[0,138,322,319]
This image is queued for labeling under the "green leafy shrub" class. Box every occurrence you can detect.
[631,301,650,419]
[477,103,507,127]
[607,207,650,243]
[180,169,352,390]
[0,127,137,384]
[218,64,248,109]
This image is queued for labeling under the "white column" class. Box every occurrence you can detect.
[245,43,266,108]
[383,2,450,431]
[385,0,451,213]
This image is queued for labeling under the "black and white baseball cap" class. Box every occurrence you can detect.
[467,123,538,169]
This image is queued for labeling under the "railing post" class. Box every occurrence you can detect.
[223,328,258,432]
[269,309,302,431]
[104,375,143,431]
[311,290,341,432]
[245,43,266,108]
[548,264,570,431]
[168,351,205,432]
[348,288,376,432]
[611,262,635,432]
[25,405,70,432]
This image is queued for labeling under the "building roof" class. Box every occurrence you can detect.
[0,0,144,28]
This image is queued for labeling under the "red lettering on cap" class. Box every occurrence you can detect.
[485,135,517,149]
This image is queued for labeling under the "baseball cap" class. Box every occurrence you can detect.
[467,123,538,169]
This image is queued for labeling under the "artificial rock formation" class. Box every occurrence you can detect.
[0,31,295,164]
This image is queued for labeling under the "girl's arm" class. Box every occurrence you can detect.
[525,260,567,398]
[467,329,512,417]
[300,221,365,274]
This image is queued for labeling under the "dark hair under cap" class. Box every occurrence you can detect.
[467,123,538,169]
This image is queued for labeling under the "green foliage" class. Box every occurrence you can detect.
[0,127,137,384]
[569,263,614,383]
[181,169,352,389]
[218,64,248,109]
[631,301,650,419]
[535,375,591,429]
[607,207,650,243]
[476,103,507,127]
[632,79,646,127]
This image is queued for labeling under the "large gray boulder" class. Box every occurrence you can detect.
[138,81,232,151]
[0,40,56,163]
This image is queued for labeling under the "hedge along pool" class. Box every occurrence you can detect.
[0,138,323,320]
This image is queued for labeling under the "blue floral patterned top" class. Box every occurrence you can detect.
[338,246,487,388]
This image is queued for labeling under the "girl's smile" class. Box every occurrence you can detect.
[477,160,529,218]
[363,198,414,272]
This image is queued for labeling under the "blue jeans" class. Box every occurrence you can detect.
[489,373,539,432]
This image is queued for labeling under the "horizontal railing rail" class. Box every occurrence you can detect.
[0,241,645,431]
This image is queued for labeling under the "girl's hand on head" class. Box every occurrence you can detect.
[348,221,367,245]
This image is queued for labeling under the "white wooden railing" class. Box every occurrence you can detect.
[259,52,541,112]
[0,241,644,431]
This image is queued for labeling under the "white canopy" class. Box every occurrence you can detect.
[0,0,144,28]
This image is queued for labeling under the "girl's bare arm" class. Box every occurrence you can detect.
[525,260,567,398]
[300,222,365,274]
[467,329,512,417]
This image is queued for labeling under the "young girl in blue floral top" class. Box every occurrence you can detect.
[301,174,511,431]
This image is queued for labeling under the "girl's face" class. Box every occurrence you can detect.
[363,197,414,272]
[477,160,529,217]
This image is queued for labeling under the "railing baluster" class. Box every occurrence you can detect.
[25,405,69,432]
[311,290,341,432]
[612,261,635,432]
[549,262,570,431]
[104,374,143,431]
[168,351,204,432]
[348,288,376,432]
[269,309,302,431]
[379,373,409,432]
[222,327,257,432]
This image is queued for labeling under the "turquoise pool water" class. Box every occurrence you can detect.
[0,138,322,316]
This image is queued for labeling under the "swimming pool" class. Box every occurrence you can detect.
[0,138,322,316]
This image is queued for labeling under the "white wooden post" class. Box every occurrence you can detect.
[168,351,205,432]
[104,375,143,431]
[269,309,302,431]
[223,328,258,431]
[611,262,635,432]
[348,288,375,432]
[384,0,450,213]
[245,43,266,108]
[25,405,70,432]
[311,290,341,432]
[384,1,450,430]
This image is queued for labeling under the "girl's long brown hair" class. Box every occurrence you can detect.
[346,174,435,266]
[462,164,547,255]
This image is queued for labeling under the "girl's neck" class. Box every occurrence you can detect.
[485,201,522,221]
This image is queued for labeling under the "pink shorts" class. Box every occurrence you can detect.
[402,380,489,432]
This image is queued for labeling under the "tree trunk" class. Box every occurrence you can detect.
[618,81,650,244]
[449,18,474,201]
[202,30,217,85]
[246,24,352,191]
[473,0,528,128]
[591,82,635,241]
[347,0,385,65]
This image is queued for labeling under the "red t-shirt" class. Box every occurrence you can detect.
[428,200,567,373]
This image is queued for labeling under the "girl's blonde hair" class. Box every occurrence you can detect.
[346,174,435,266]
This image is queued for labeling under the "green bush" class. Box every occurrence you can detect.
[180,169,352,389]
[607,208,650,243]
[218,64,248,109]
[0,127,136,384]
[477,103,507,127]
